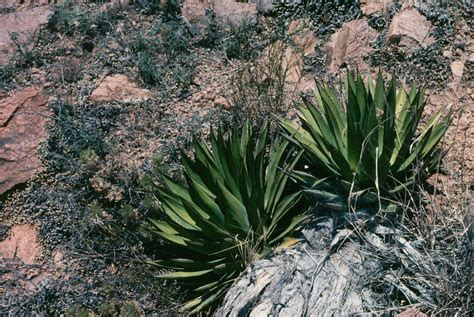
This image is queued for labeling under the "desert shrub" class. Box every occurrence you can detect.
[131,20,194,92]
[47,5,118,38]
[0,61,15,89]
[161,21,191,54]
[221,18,260,60]
[161,0,181,22]
[196,9,220,48]
[274,0,360,38]
[279,73,451,212]
[46,101,113,170]
[227,44,291,128]
[136,50,162,86]
[134,0,162,15]
[147,122,308,313]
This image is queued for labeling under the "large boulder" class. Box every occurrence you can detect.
[325,19,378,73]
[217,218,442,316]
[90,74,151,103]
[0,87,49,195]
[0,5,52,65]
[386,7,435,53]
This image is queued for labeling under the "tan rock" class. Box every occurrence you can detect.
[283,46,303,83]
[0,87,49,194]
[0,224,42,264]
[360,0,393,16]
[0,5,52,65]
[386,7,436,53]
[262,40,303,84]
[451,60,464,78]
[214,96,230,109]
[90,74,151,103]
[214,0,257,26]
[325,19,378,73]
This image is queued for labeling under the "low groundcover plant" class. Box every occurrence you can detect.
[148,122,308,313]
[279,72,451,212]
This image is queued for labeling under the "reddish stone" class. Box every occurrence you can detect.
[0,5,52,66]
[0,224,42,264]
[325,19,378,73]
[0,87,49,194]
[90,74,151,103]
[360,0,393,16]
[213,0,257,26]
[386,7,436,53]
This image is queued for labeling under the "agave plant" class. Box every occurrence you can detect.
[279,73,451,212]
[148,123,307,313]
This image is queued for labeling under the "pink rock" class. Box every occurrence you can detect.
[213,0,257,26]
[451,60,464,78]
[0,5,52,66]
[0,87,49,194]
[261,19,317,85]
[325,19,378,73]
[386,7,436,53]
[360,0,393,16]
[288,19,317,57]
[0,224,42,265]
[90,74,151,103]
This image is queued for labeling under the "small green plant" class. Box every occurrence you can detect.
[148,123,308,313]
[279,73,451,212]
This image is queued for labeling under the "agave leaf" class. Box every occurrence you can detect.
[156,258,226,271]
[156,231,190,246]
[149,219,179,235]
[288,170,326,188]
[159,193,199,230]
[279,118,335,175]
[216,127,242,198]
[217,180,250,233]
[158,269,214,279]
[319,86,345,145]
[271,192,302,227]
[188,286,228,314]
[269,214,309,246]
[188,178,225,226]
[192,281,220,293]
[279,237,302,249]
[264,138,288,211]
[420,120,450,157]
[164,201,225,244]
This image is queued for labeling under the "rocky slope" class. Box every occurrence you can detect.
[0,0,472,315]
